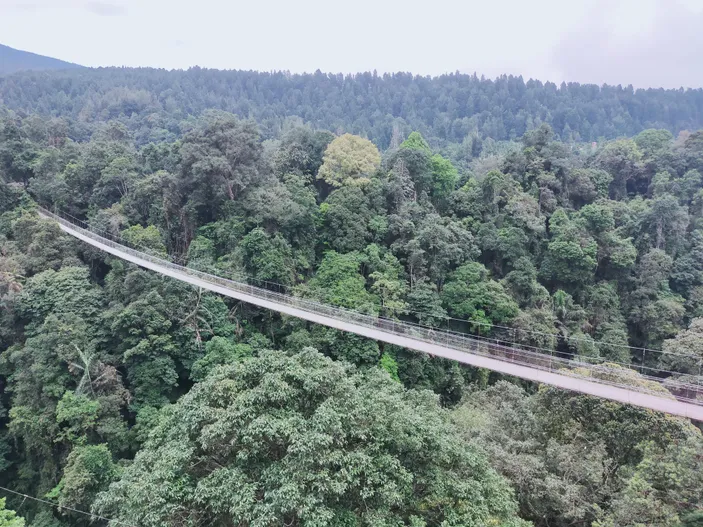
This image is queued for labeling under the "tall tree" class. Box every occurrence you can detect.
[94,349,528,527]
[317,134,381,188]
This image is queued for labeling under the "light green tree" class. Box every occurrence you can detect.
[317,133,381,187]
[120,224,167,257]
[0,498,24,527]
[430,154,459,200]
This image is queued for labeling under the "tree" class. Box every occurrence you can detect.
[681,131,703,173]
[593,435,703,527]
[503,257,550,308]
[634,129,674,158]
[109,290,178,408]
[456,382,610,527]
[364,244,408,318]
[237,227,296,287]
[457,380,703,527]
[400,131,432,153]
[319,185,383,253]
[0,118,37,186]
[272,126,334,177]
[92,156,138,209]
[179,113,262,218]
[94,348,527,527]
[585,282,631,363]
[11,213,78,275]
[15,266,104,332]
[540,209,598,287]
[120,224,167,257]
[190,336,253,381]
[627,250,685,348]
[240,174,317,248]
[430,154,459,202]
[441,262,519,327]
[317,133,381,187]
[406,279,448,327]
[304,251,378,314]
[564,168,610,207]
[390,210,478,288]
[49,444,119,524]
[0,498,24,527]
[659,318,703,375]
[594,139,643,199]
[578,202,637,277]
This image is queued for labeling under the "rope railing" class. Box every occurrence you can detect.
[52,208,702,364]
[37,206,703,412]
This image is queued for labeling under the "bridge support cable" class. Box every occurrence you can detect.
[38,207,703,420]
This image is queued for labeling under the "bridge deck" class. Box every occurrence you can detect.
[39,208,703,420]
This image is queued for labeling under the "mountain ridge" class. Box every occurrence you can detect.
[0,43,83,75]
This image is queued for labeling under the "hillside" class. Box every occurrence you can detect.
[0,43,83,75]
[0,67,702,149]
[2,105,703,527]
[1,53,703,525]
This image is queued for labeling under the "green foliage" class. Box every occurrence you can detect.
[457,381,703,527]
[457,382,609,525]
[541,209,598,286]
[10,214,78,275]
[51,444,119,518]
[319,185,383,252]
[16,266,103,333]
[430,153,459,200]
[627,250,686,347]
[305,251,379,313]
[3,89,703,526]
[120,224,167,257]
[317,134,381,187]
[110,290,179,408]
[324,330,381,366]
[272,126,334,177]
[660,318,703,375]
[635,129,674,156]
[442,262,519,326]
[179,113,262,210]
[190,337,253,381]
[406,279,448,326]
[593,436,703,527]
[365,244,408,317]
[380,352,400,381]
[94,349,526,527]
[237,227,296,286]
[595,139,644,199]
[400,131,432,153]
[2,69,703,147]
[0,498,24,527]
[55,391,100,444]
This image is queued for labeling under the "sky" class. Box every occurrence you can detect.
[1,0,703,88]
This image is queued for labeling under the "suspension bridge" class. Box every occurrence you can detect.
[38,207,703,420]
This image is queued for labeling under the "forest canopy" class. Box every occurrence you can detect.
[0,69,703,526]
[1,68,703,149]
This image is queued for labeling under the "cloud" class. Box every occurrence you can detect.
[6,1,62,10]
[550,0,703,88]
[85,1,127,16]
[8,2,39,10]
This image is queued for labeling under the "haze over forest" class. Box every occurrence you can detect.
[2,0,703,88]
